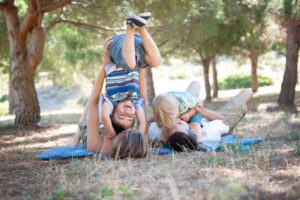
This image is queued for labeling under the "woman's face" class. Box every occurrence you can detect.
[113,101,136,129]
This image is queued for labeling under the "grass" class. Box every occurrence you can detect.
[0,91,300,199]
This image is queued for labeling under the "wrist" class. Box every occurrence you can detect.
[126,25,135,32]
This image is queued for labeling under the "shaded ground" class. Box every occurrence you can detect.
[1,92,300,200]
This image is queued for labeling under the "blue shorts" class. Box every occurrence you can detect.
[108,34,148,70]
[188,113,203,127]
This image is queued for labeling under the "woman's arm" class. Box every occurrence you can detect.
[136,108,148,142]
[87,69,106,152]
[195,102,224,121]
[86,37,113,152]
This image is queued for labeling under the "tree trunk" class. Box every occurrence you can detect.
[212,57,218,98]
[202,58,211,101]
[278,19,300,105]
[250,53,259,92]
[145,67,156,104]
[3,2,41,126]
[8,64,16,114]
[12,59,40,125]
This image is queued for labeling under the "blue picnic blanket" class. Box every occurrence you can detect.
[36,135,263,159]
[151,135,263,155]
[36,146,109,160]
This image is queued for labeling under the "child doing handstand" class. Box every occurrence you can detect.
[73,12,161,155]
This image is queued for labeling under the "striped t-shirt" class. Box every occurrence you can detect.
[104,63,142,108]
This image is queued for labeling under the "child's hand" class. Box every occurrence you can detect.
[179,113,190,122]
[102,37,113,66]
[195,101,204,112]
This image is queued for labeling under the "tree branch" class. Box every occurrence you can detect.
[161,43,182,57]
[39,0,72,13]
[35,0,43,27]
[20,12,38,44]
[46,18,125,33]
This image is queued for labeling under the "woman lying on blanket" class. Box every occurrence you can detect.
[149,81,253,151]
[72,12,161,158]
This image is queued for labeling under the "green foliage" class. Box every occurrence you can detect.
[119,185,134,197]
[292,143,300,156]
[49,188,71,200]
[210,180,248,200]
[169,72,189,80]
[0,99,8,116]
[0,19,9,75]
[100,186,114,198]
[219,74,273,90]
[208,156,227,166]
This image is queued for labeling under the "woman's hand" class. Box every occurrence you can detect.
[102,37,113,66]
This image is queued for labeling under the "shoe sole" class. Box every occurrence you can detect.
[138,12,151,20]
[127,15,148,27]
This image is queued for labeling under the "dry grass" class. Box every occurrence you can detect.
[1,92,300,200]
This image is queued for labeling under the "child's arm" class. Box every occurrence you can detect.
[101,101,117,139]
[179,107,197,122]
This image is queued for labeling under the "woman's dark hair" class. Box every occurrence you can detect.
[168,130,198,152]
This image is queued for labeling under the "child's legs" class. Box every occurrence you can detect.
[109,29,145,69]
[185,81,201,99]
[109,34,128,67]
[138,27,161,68]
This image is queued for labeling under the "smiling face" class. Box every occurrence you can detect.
[112,101,136,129]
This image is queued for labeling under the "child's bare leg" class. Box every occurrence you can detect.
[138,27,161,67]
[185,81,201,99]
[122,25,136,69]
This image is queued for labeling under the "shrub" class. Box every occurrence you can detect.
[169,72,190,80]
[219,74,273,90]
[0,99,8,116]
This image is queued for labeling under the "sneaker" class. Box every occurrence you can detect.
[138,12,151,21]
[126,15,148,28]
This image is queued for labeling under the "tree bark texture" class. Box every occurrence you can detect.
[145,67,156,104]
[250,53,259,92]
[202,58,211,101]
[212,57,218,98]
[8,66,16,114]
[2,2,42,126]
[278,19,300,105]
